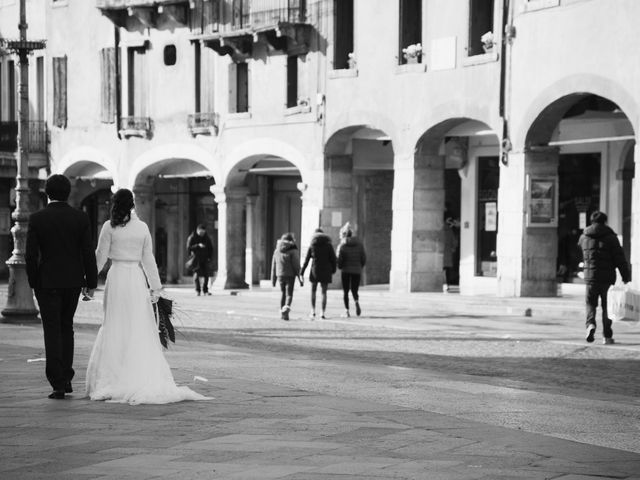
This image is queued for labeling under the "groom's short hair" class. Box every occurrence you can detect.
[45,174,71,201]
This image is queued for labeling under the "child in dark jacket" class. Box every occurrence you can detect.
[271,232,301,320]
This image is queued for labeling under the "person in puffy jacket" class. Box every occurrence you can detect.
[270,232,301,320]
[578,211,630,345]
[301,228,336,319]
[336,223,366,317]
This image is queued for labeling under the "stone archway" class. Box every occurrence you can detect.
[510,92,636,296]
[221,154,304,289]
[412,118,500,293]
[61,158,115,247]
[132,158,216,284]
[324,125,395,287]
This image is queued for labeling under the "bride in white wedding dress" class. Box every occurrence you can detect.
[85,189,209,405]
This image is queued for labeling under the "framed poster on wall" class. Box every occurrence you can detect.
[527,175,558,227]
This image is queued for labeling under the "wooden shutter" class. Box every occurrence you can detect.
[228,62,237,113]
[100,48,116,123]
[52,56,67,128]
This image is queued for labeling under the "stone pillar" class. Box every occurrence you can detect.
[211,186,227,290]
[409,153,445,291]
[245,194,257,287]
[321,156,353,242]
[297,176,322,260]
[497,148,559,297]
[212,186,249,290]
[165,204,179,283]
[389,154,414,292]
[630,144,640,288]
[133,185,155,242]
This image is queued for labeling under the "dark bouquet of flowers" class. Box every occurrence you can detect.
[154,296,176,349]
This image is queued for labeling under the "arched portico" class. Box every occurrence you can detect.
[216,144,306,290]
[58,150,117,246]
[503,88,637,296]
[324,125,395,289]
[131,152,217,285]
[403,118,500,293]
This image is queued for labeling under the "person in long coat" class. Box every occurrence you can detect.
[186,224,214,296]
[301,228,337,319]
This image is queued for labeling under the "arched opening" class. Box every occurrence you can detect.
[414,119,499,293]
[526,94,635,290]
[133,159,216,284]
[63,160,115,247]
[324,126,394,286]
[225,155,303,288]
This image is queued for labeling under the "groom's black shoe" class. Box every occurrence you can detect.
[65,382,73,394]
[48,390,65,400]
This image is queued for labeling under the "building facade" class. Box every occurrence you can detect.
[1,0,638,297]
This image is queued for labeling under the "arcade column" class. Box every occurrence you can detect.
[389,153,415,292]
[408,153,445,292]
[497,147,559,297]
[211,186,249,289]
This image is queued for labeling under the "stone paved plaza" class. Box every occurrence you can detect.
[1,284,640,479]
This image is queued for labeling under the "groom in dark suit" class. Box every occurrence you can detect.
[25,174,98,399]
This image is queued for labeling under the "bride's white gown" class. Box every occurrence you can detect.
[86,212,208,404]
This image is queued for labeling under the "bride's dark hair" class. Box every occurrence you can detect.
[110,188,135,227]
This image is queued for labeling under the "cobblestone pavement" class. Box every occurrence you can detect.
[1,283,640,479]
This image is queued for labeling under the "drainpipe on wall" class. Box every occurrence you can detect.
[114,26,122,139]
[499,0,515,166]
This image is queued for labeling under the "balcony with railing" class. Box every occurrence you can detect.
[0,121,48,154]
[96,0,190,28]
[119,116,153,139]
[187,112,219,136]
[192,0,311,61]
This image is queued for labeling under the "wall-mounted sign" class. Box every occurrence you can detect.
[527,176,558,227]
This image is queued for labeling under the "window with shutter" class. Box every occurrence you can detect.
[333,0,354,70]
[52,56,67,128]
[100,48,116,123]
[399,0,422,65]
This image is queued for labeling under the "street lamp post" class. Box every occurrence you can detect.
[1,0,45,319]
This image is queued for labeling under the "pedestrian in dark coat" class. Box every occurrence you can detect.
[270,232,301,320]
[336,223,366,317]
[578,211,630,345]
[186,224,214,296]
[301,228,337,319]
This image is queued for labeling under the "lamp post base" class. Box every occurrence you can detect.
[1,263,39,322]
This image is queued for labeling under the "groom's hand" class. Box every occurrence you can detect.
[82,288,95,301]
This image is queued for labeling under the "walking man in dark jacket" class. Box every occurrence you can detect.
[301,228,336,319]
[578,211,630,345]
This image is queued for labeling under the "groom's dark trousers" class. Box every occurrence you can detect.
[26,202,98,392]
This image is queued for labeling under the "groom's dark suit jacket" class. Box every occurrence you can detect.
[26,202,98,290]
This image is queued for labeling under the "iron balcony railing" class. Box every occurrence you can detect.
[187,112,219,136]
[190,0,307,35]
[0,121,48,154]
[96,0,188,8]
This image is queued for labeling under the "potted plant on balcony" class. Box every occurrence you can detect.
[347,52,357,69]
[402,43,422,64]
[481,31,495,53]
